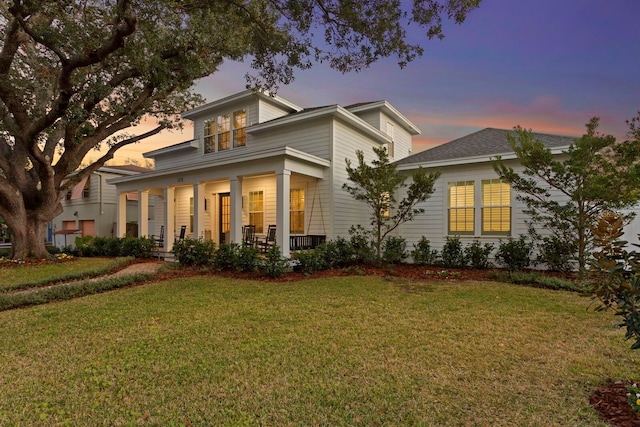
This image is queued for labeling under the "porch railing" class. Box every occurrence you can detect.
[290,235,326,251]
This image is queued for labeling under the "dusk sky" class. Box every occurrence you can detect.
[111,0,639,163]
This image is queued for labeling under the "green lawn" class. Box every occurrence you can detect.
[0,274,636,426]
[0,257,132,291]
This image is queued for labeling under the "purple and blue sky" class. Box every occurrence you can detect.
[112,0,640,163]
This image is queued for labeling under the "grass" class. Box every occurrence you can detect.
[0,257,133,291]
[0,274,637,425]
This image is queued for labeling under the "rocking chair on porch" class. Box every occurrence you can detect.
[258,225,276,253]
[155,225,165,248]
[242,225,257,248]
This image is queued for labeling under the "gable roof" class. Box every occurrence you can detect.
[181,89,301,120]
[345,100,421,135]
[395,127,576,167]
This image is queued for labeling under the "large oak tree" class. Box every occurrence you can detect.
[0,0,480,258]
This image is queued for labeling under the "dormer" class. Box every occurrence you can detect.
[345,101,420,160]
[182,90,302,156]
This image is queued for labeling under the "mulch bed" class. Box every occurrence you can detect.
[591,381,640,426]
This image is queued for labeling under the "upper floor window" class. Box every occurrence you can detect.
[233,109,247,148]
[203,108,247,154]
[481,179,511,234]
[218,114,230,151]
[386,121,395,157]
[448,181,474,234]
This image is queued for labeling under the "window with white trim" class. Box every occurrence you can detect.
[482,179,511,234]
[386,121,395,157]
[249,191,264,233]
[203,108,247,154]
[233,109,247,147]
[448,181,474,234]
[290,188,304,234]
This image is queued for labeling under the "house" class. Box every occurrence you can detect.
[53,165,152,248]
[394,128,576,253]
[108,90,420,255]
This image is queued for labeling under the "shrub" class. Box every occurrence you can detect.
[74,235,94,256]
[261,244,290,278]
[235,245,260,272]
[329,237,357,267]
[495,235,533,271]
[464,239,494,269]
[211,243,239,271]
[119,236,157,258]
[294,249,328,275]
[440,236,466,268]
[89,236,121,257]
[587,212,640,349]
[172,238,216,266]
[382,236,407,264]
[348,225,375,264]
[411,236,439,265]
[537,236,577,272]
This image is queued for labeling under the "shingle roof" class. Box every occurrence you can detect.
[395,127,576,165]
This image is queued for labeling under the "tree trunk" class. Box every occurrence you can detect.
[5,212,51,259]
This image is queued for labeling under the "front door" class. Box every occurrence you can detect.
[219,193,230,244]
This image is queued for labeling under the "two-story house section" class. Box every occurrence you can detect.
[109,89,420,255]
[53,165,152,247]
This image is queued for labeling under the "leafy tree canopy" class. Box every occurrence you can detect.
[493,116,640,270]
[0,0,480,258]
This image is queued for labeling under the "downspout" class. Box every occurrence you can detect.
[95,172,104,215]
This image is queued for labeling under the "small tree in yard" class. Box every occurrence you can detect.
[343,146,440,260]
[493,116,640,270]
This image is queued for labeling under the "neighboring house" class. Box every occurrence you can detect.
[109,90,420,255]
[394,128,576,254]
[53,165,152,248]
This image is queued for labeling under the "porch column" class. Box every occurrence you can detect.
[229,176,243,244]
[138,190,149,237]
[165,186,175,252]
[117,192,127,237]
[194,182,205,239]
[276,170,291,257]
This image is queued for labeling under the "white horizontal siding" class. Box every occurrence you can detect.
[251,118,331,160]
[331,119,383,239]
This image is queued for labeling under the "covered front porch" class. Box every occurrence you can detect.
[110,148,331,257]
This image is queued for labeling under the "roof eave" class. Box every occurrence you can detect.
[396,145,570,170]
[181,90,302,120]
[348,101,421,135]
[143,139,198,158]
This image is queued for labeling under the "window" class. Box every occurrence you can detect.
[290,188,304,234]
[248,191,264,233]
[482,179,511,234]
[386,121,395,157]
[189,197,194,233]
[203,119,215,154]
[380,191,390,218]
[203,108,247,153]
[82,178,90,199]
[233,109,247,148]
[217,114,230,151]
[448,181,474,234]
